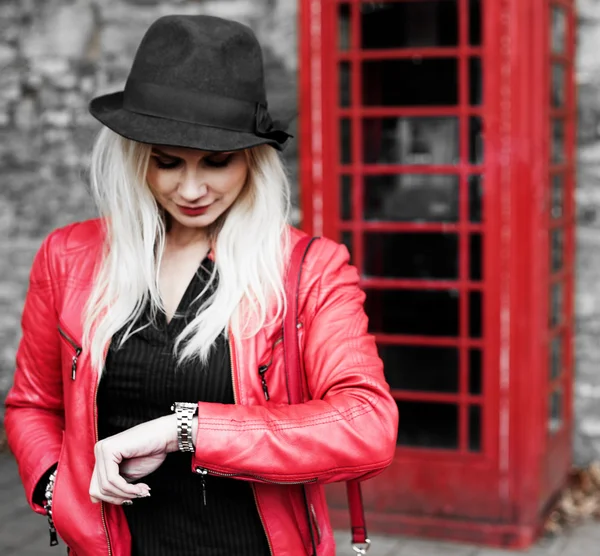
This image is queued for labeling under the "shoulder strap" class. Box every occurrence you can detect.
[283,236,370,552]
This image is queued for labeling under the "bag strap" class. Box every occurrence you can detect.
[283,236,370,554]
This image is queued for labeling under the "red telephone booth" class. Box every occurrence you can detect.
[300,0,576,548]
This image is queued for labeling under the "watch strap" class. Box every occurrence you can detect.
[171,402,197,452]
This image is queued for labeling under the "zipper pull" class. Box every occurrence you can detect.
[48,520,58,546]
[258,364,270,401]
[195,467,208,505]
[71,348,82,381]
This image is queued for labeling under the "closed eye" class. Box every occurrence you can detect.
[152,156,182,170]
[204,154,233,168]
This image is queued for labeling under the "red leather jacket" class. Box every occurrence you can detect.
[5,219,398,556]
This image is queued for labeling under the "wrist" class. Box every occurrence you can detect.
[163,414,180,453]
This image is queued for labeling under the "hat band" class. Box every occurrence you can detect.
[123,80,259,133]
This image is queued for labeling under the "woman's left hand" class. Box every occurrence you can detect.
[89,414,180,505]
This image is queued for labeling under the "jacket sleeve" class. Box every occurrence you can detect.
[191,240,398,484]
[4,232,64,514]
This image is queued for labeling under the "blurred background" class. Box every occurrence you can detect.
[4,0,600,551]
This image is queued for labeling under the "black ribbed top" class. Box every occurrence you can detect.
[97,259,270,556]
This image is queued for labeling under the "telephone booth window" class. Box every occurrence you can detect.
[332,0,487,455]
[301,0,576,548]
[546,1,574,444]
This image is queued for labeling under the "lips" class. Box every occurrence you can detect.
[177,204,210,216]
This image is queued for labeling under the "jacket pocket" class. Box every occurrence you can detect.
[58,323,82,381]
[258,320,308,403]
[306,483,330,548]
[257,335,283,401]
[288,484,321,555]
[309,502,322,546]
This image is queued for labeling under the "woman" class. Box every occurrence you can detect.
[4,14,398,556]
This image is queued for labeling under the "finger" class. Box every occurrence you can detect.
[90,492,135,506]
[105,466,149,498]
[95,442,150,498]
[96,456,136,498]
[101,465,150,499]
[90,474,146,505]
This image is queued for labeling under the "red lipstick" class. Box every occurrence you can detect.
[178,204,210,216]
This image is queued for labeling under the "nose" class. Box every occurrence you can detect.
[177,169,208,201]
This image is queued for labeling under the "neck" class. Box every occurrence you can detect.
[166,221,210,250]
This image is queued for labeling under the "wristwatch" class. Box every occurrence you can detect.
[171,402,198,452]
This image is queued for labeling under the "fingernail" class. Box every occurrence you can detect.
[136,491,151,498]
[123,500,133,506]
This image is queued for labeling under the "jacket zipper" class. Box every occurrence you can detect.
[228,329,274,556]
[257,336,283,401]
[257,322,303,402]
[94,343,113,556]
[194,465,318,486]
[58,325,82,381]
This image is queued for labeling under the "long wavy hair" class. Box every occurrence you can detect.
[83,128,291,375]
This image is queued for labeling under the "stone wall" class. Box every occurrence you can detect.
[574,0,600,465]
[0,0,298,396]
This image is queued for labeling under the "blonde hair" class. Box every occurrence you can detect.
[83,128,291,375]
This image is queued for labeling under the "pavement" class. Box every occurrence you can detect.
[0,452,598,555]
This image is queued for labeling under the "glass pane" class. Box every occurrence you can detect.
[550,335,562,381]
[364,232,458,279]
[362,1,458,50]
[363,117,459,165]
[470,234,482,281]
[551,119,565,163]
[470,116,484,164]
[341,118,351,164]
[551,6,567,54]
[469,405,482,452]
[396,400,458,449]
[551,174,564,219]
[550,282,563,327]
[338,3,351,51]
[339,62,351,107]
[341,231,353,265]
[362,59,458,106]
[469,0,482,46]
[469,291,482,338]
[551,64,566,108]
[340,175,352,221]
[469,175,483,223]
[364,174,459,223]
[469,349,482,395]
[470,57,482,106]
[551,228,564,272]
[365,289,459,337]
[380,345,459,393]
[548,388,563,433]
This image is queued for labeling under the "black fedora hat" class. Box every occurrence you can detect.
[89,15,291,152]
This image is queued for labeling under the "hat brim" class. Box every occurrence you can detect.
[89,92,285,152]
